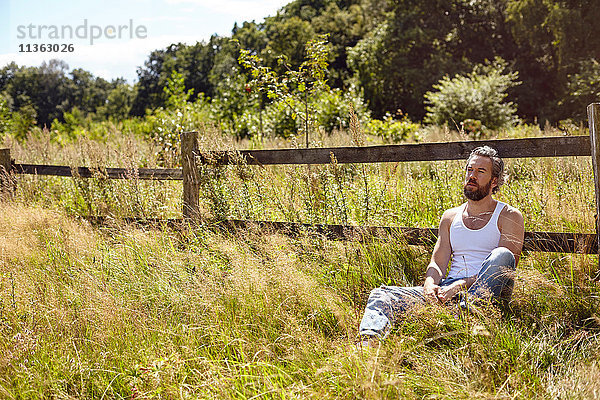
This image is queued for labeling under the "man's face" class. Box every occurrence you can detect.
[463,155,496,201]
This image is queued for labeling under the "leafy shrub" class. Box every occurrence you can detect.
[365,113,420,143]
[145,71,211,164]
[313,87,369,134]
[262,98,300,138]
[209,69,265,139]
[0,97,12,142]
[11,104,38,141]
[50,107,89,142]
[424,58,520,132]
[1,97,38,142]
[220,86,369,139]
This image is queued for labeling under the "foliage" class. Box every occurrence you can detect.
[239,34,331,143]
[146,71,210,165]
[348,0,510,119]
[210,69,262,139]
[237,35,370,141]
[95,82,135,121]
[424,58,520,132]
[0,96,10,141]
[3,0,600,129]
[0,60,70,127]
[312,87,369,134]
[131,39,222,116]
[0,97,37,142]
[505,0,600,121]
[12,105,37,141]
[347,22,389,118]
[366,112,420,143]
[0,60,129,128]
[50,107,90,143]
[263,16,317,72]
[163,70,194,110]
[560,58,600,121]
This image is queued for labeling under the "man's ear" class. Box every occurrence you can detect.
[491,176,498,192]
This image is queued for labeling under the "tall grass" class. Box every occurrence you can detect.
[1,123,599,398]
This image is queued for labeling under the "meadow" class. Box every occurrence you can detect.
[1,122,599,399]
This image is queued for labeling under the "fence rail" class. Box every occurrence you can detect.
[198,135,591,165]
[13,163,183,180]
[82,217,598,255]
[221,221,598,254]
[2,103,600,259]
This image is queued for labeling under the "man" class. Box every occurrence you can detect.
[359,146,525,340]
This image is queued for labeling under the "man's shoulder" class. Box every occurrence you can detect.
[443,204,464,218]
[440,204,464,224]
[499,203,524,219]
[499,202,524,227]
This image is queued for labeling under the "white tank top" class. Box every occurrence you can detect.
[447,201,505,280]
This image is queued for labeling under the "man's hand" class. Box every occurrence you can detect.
[437,280,465,303]
[423,278,440,304]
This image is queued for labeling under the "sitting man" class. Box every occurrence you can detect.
[359,146,525,340]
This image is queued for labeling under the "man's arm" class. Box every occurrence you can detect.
[423,209,454,303]
[498,205,525,266]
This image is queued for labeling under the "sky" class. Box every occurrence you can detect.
[0,0,291,83]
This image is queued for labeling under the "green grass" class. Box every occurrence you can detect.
[1,124,599,398]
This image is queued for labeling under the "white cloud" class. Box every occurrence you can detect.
[164,0,288,21]
[138,15,195,23]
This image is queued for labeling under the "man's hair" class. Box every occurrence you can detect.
[467,146,504,194]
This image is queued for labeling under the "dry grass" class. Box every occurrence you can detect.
[0,123,599,398]
[0,201,598,398]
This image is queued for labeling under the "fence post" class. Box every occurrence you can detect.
[588,103,600,268]
[0,148,12,200]
[181,131,200,221]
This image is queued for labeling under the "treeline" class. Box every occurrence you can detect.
[1,0,599,139]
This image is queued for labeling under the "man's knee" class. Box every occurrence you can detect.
[489,247,516,269]
[368,287,387,300]
[365,287,394,310]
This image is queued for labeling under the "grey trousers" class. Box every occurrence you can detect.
[358,247,516,339]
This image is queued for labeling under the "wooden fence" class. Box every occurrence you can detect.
[2,103,600,259]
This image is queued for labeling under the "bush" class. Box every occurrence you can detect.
[262,98,300,138]
[0,97,12,142]
[313,87,369,134]
[11,104,37,141]
[365,112,420,143]
[50,107,89,142]
[227,88,370,140]
[424,58,520,132]
[145,71,211,164]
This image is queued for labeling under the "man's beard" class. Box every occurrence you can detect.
[463,179,492,201]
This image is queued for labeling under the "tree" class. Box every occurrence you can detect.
[263,16,317,72]
[131,38,222,116]
[95,81,135,120]
[131,44,183,115]
[239,35,332,143]
[348,0,510,119]
[1,60,71,127]
[505,0,600,121]
[67,68,114,116]
[560,58,600,121]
